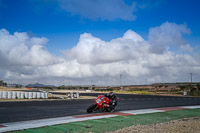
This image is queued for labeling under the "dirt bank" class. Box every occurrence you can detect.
[109,117,200,133]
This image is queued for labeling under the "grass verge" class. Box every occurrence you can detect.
[9,108,200,133]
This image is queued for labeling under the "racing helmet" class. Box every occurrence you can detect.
[109,92,114,97]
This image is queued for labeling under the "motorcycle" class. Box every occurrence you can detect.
[87,95,119,113]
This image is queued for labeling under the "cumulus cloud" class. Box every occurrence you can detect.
[0,29,62,83]
[58,0,137,21]
[0,29,60,67]
[63,30,148,64]
[0,22,200,85]
[148,22,192,54]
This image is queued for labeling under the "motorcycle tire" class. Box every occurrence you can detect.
[105,107,114,112]
[87,104,96,113]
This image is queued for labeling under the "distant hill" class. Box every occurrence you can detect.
[26,83,55,88]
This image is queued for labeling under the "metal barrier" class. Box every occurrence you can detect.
[0,91,49,99]
[66,92,80,99]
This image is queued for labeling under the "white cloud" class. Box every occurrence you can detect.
[0,29,63,84]
[0,22,200,85]
[148,22,191,54]
[63,30,148,64]
[58,0,137,21]
[0,29,60,66]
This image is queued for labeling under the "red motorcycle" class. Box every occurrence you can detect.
[87,95,119,113]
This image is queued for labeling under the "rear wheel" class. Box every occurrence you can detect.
[87,104,96,113]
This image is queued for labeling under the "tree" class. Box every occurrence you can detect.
[0,80,7,87]
[197,83,200,91]
[0,80,3,86]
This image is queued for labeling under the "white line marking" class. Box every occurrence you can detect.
[120,109,165,115]
[179,105,200,109]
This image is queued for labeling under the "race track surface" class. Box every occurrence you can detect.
[0,93,200,123]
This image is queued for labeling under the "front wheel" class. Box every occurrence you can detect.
[87,104,97,113]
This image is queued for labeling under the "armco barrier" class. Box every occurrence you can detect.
[0,91,48,99]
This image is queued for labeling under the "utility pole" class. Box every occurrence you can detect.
[120,74,123,89]
[91,80,94,90]
[190,73,193,83]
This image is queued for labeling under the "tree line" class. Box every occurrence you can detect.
[0,80,7,87]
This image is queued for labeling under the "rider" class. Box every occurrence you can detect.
[105,92,118,111]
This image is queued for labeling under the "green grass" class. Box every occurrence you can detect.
[9,108,200,133]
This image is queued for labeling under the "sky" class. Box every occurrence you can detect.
[0,0,200,86]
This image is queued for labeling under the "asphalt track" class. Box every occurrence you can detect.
[0,93,200,123]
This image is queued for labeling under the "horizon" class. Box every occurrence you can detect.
[6,81,200,88]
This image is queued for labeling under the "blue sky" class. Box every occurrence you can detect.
[0,0,200,85]
[1,0,200,55]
